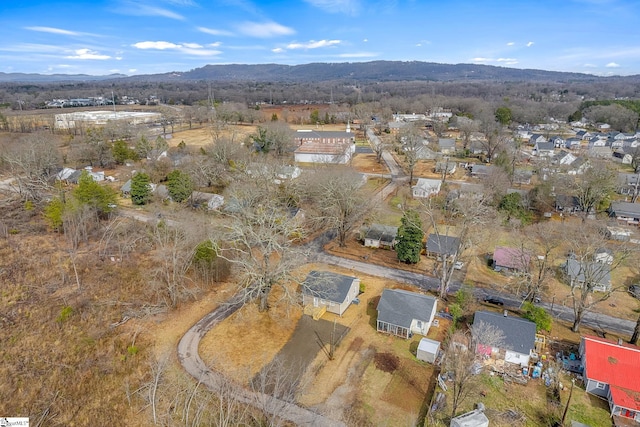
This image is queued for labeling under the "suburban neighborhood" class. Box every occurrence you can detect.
[3,70,640,427]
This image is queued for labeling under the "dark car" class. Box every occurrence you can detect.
[483,296,505,306]
[629,285,640,300]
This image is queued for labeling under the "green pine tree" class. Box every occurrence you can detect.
[166,169,193,203]
[395,210,424,264]
[73,170,117,215]
[130,172,152,205]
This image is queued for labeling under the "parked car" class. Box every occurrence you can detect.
[483,296,505,306]
[629,285,640,299]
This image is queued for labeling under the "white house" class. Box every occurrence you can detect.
[473,311,537,367]
[377,289,437,339]
[302,271,360,317]
[412,178,441,198]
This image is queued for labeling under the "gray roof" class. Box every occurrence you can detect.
[426,234,460,256]
[473,311,536,353]
[535,141,555,151]
[121,179,132,193]
[438,138,456,149]
[377,289,437,329]
[610,201,640,218]
[364,224,398,243]
[564,259,611,286]
[302,270,357,304]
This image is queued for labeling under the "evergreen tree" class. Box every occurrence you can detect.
[395,210,424,264]
[73,170,117,215]
[130,172,152,205]
[166,169,193,203]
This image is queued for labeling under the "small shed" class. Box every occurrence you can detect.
[450,409,489,427]
[417,338,440,364]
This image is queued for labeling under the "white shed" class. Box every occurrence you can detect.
[417,338,440,364]
[450,409,489,427]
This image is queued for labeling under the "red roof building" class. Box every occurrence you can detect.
[579,335,640,423]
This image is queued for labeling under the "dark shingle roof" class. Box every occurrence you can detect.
[377,289,437,328]
[473,311,536,354]
[426,234,460,256]
[302,271,357,304]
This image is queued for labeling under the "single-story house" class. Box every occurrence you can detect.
[618,173,640,197]
[606,226,631,242]
[425,234,461,260]
[435,160,457,175]
[191,192,224,210]
[376,288,437,339]
[438,138,456,154]
[563,258,612,292]
[529,134,547,145]
[473,310,537,367]
[609,202,640,226]
[302,271,360,316]
[513,169,533,185]
[362,223,398,249]
[594,247,614,265]
[613,150,633,165]
[293,129,355,164]
[492,246,531,273]
[417,337,441,364]
[579,335,640,423]
[533,141,555,157]
[565,137,582,150]
[450,409,490,427]
[470,164,495,178]
[412,178,441,198]
[555,194,582,214]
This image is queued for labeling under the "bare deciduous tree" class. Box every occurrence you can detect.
[397,123,424,187]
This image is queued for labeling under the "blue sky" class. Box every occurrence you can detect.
[1,0,639,76]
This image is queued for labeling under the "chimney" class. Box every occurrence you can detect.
[503,310,508,317]
[618,338,623,346]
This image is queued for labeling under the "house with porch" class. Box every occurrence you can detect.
[361,223,398,249]
[376,289,437,339]
[609,202,640,226]
[301,271,360,317]
[293,129,355,164]
[412,178,441,198]
[563,258,611,292]
[579,335,640,424]
[473,311,537,367]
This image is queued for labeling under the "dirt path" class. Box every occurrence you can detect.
[177,292,346,427]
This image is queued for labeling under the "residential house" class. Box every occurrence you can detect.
[473,311,537,367]
[533,141,555,157]
[361,224,398,249]
[609,202,640,226]
[470,164,495,178]
[554,151,577,166]
[513,169,533,185]
[412,178,441,198]
[425,234,461,259]
[576,130,592,140]
[529,134,547,145]
[301,271,360,317]
[563,258,611,292]
[597,123,611,131]
[565,137,582,150]
[56,166,105,184]
[438,138,456,154]
[550,135,565,148]
[435,160,457,175]
[617,173,640,197]
[492,246,531,274]
[594,247,614,265]
[588,136,607,149]
[555,194,582,214]
[579,335,640,423]
[567,157,590,175]
[191,192,224,210]
[293,129,355,164]
[376,288,437,339]
[613,150,633,165]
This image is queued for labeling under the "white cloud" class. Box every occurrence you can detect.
[197,26,234,36]
[272,47,284,53]
[363,38,368,42]
[304,0,361,15]
[472,57,491,62]
[133,41,181,50]
[471,57,518,65]
[25,26,80,36]
[526,41,534,47]
[116,1,185,20]
[583,63,597,68]
[132,40,221,57]
[285,39,340,49]
[208,42,222,47]
[507,42,515,46]
[606,62,620,68]
[66,48,111,60]
[237,21,295,38]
